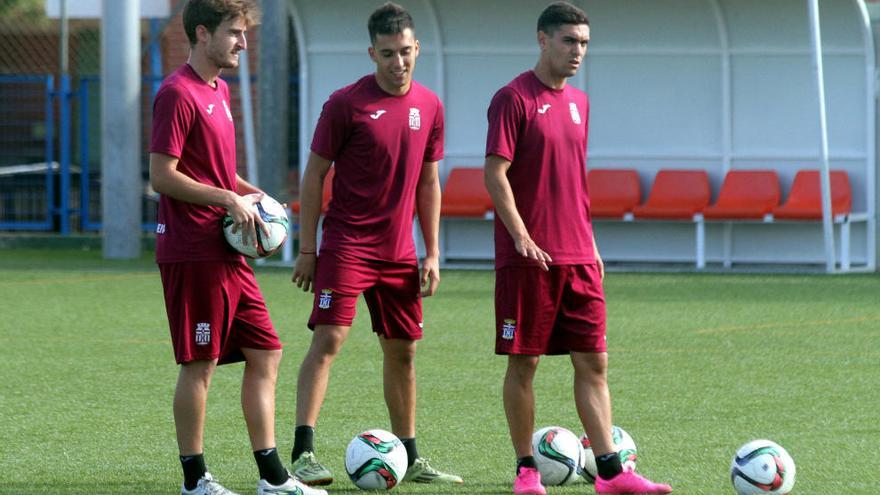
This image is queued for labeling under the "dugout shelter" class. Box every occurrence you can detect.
[285,0,877,272]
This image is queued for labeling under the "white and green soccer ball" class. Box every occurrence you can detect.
[580,425,638,482]
[532,426,585,486]
[223,193,289,258]
[730,439,796,495]
[345,429,408,491]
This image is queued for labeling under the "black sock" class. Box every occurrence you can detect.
[516,456,537,474]
[254,448,288,486]
[292,425,315,462]
[180,453,206,491]
[400,437,419,467]
[596,452,623,480]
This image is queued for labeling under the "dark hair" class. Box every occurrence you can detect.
[183,0,261,45]
[368,2,414,44]
[537,1,589,35]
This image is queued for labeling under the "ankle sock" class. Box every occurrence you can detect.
[596,452,623,480]
[254,447,288,486]
[516,455,537,474]
[400,437,419,467]
[292,425,315,462]
[180,453,206,491]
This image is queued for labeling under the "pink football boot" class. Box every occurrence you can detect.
[595,470,672,494]
[513,467,546,495]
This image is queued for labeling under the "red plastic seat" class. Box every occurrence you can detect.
[440,167,493,217]
[703,170,780,220]
[291,167,335,214]
[772,170,851,220]
[632,169,710,220]
[587,168,641,219]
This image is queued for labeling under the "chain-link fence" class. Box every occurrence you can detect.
[0,0,283,233]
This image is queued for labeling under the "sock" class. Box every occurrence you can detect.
[254,447,288,486]
[596,452,623,480]
[516,456,537,474]
[400,437,419,467]
[180,453,206,491]
[292,425,315,462]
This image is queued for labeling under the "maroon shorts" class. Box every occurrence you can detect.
[159,260,281,365]
[495,263,606,355]
[308,250,423,340]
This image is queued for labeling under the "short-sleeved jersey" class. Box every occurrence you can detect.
[485,70,595,269]
[150,63,241,263]
[311,75,444,264]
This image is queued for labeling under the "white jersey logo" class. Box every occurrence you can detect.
[222,99,233,121]
[195,322,211,345]
[408,108,421,130]
[318,289,333,310]
[538,104,551,115]
[370,110,387,120]
[206,104,215,114]
[569,102,582,124]
[502,319,516,340]
[156,223,166,234]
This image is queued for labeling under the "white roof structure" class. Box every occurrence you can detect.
[288,0,876,271]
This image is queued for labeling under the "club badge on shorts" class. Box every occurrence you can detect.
[502,319,517,340]
[195,322,211,345]
[318,289,333,310]
[569,102,581,124]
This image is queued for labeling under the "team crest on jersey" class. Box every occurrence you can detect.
[408,108,421,130]
[501,319,517,340]
[318,289,333,309]
[222,99,233,121]
[569,102,582,124]
[195,322,211,345]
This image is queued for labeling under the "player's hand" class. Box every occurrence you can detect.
[292,252,317,292]
[595,252,605,282]
[514,234,552,271]
[420,255,441,297]
[226,192,268,247]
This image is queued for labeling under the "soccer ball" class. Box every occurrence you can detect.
[345,429,408,491]
[532,426,584,486]
[580,425,638,483]
[730,439,796,495]
[222,193,289,258]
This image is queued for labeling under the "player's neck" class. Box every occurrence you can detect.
[374,74,411,96]
[186,52,222,88]
[532,63,567,90]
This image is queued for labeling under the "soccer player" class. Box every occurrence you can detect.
[289,2,461,487]
[483,3,673,495]
[149,1,326,494]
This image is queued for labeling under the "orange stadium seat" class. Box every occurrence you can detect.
[703,170,781,220]
[587,168,641,220]
[772,170,852,220]
[632,169,710,220]
[440,167,493,218]
[290,166,335,215]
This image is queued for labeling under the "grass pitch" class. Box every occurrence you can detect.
[0,249,878,494]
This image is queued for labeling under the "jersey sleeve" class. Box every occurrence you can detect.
[424,98,445,163]
[310,91,351,161]
[150,84,196,159]
[485,86,524,162]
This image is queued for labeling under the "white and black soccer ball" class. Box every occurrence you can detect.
[223,193,289,258]
[580,425,638,483]
[345,429,408,491]
[532,426,584,486]
[730,439,796,495]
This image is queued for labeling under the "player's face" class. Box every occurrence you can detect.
[540,23,590,79]
[204,16,248,69]
[369,28,420,94]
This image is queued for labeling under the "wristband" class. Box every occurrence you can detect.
[300,250,316,255]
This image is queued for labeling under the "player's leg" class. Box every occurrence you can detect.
[562,265,671,494]
[504,355,545,495]
[292,251,370,484]
[367,262,462,484]
[161,262,241,495]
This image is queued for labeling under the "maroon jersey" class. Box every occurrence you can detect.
[150,64,241,263]
[486,71,595,268]
[311,75,444,264]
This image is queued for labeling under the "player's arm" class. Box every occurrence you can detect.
[416,160,441,297]
[149,152,263,245]
[291,152,333,292]
[483,154,552,271]
[592,233,604,281]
